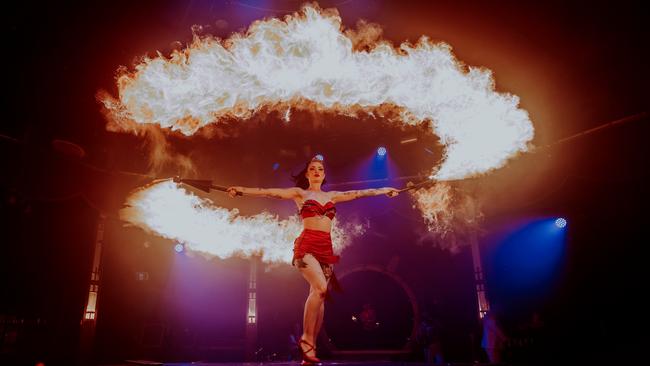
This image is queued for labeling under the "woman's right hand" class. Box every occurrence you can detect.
[384,187,400,198]
[227,186,242,198]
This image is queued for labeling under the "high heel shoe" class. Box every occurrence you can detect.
[298,339,321,364]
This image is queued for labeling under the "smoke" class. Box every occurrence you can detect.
[411,183,484,253]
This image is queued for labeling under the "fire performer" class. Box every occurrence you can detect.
[227,155,400,365]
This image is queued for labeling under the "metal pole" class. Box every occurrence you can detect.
[469,229,490,320]
[245,256,259,361]
[79,213,106,362]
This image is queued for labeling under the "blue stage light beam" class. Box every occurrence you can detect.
[492,218,567,294]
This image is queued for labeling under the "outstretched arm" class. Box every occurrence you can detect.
[227,186,301,200]
[330,187,399,203]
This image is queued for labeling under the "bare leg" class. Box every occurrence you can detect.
[298,254,327,359]
[314,302,325,341]
[314,266,331,341]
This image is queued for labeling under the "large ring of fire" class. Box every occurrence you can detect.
[100,4,535,263]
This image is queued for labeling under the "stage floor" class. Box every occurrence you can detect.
[102,362,493,366]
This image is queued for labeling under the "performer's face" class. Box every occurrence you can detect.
[306,161,325,184]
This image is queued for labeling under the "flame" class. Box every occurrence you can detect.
[105,3,536,253]
[99,3,534,181]
[411,183,483,252]
[120,180,365,263]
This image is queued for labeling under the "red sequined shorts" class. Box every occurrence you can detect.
[292,229,340,281]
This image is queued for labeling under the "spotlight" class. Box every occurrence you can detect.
[377,147,387,156]
[174,243,184,253]
[554,218,567,228]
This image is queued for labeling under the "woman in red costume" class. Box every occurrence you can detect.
[227,155,400,365]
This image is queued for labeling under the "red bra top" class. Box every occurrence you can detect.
[299,199,336,220]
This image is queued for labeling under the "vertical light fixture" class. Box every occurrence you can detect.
[80,214,106,363]
[245,256,258,360]
[83,214,106,323]
[470,228,490,319]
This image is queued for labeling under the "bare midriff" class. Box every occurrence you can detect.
[302,216,332,233]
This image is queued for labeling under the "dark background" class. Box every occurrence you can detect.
[1,0,648,365]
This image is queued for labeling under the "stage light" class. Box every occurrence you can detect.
[174,243,184,253]
[377,147,387,156]
[272,162,280,170]
[555,218,567,228]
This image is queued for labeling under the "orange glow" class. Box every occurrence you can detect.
[107,4,536,253]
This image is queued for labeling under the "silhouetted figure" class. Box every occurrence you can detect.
[481,310,507,364]
[416,311,444,364]
[528,311,545,364]
[359,303,378,331]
